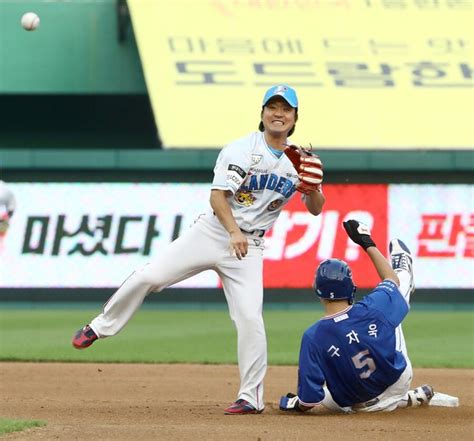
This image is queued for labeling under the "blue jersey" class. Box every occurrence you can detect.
[297,280,409,408]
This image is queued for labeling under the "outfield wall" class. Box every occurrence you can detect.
[0,0,145,93]
[1,183,472,294]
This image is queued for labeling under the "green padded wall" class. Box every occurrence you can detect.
[0,0,146,93]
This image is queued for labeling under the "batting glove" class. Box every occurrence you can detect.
[343,219,376,251]
[279,393,304,412]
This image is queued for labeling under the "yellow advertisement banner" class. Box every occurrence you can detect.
[128,0,474,149]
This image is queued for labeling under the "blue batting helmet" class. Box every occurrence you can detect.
[313,259,356,304]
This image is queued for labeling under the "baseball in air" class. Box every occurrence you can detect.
[21,12,40,31]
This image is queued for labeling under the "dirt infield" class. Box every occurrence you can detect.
[1,363,472,440]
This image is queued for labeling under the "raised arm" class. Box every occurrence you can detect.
[343,220,399,285]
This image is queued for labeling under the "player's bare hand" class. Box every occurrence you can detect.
[230,230,248,260]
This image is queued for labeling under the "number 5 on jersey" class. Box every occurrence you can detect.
[352,350,377,379]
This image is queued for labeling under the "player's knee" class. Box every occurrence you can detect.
[134,269,165,293]
[235,313,265,331]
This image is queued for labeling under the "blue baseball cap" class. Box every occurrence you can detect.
[262,84,298,108]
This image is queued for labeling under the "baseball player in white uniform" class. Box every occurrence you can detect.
[72,84,326,414]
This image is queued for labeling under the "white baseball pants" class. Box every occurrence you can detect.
[90,213,266,411]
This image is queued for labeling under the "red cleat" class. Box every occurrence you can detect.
[224,399,264,415]
[72,325,98,350]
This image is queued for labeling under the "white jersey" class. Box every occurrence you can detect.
[211,131,300,232]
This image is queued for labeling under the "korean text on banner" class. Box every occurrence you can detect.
[389,184,474,288]
[1,183,472,289]
[128,0,474,149]
[262,184,388,289]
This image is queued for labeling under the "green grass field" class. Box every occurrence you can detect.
[0,306,473,368]
[0,418,46,436]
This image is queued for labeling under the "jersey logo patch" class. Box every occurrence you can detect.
[226,174,242,188]
[251,154,263,165]
[228,164,246,179]
[267,199,284,211]
[333,314,348,322]
[235,190,256,207]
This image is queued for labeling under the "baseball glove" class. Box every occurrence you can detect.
[284,144,323,194]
